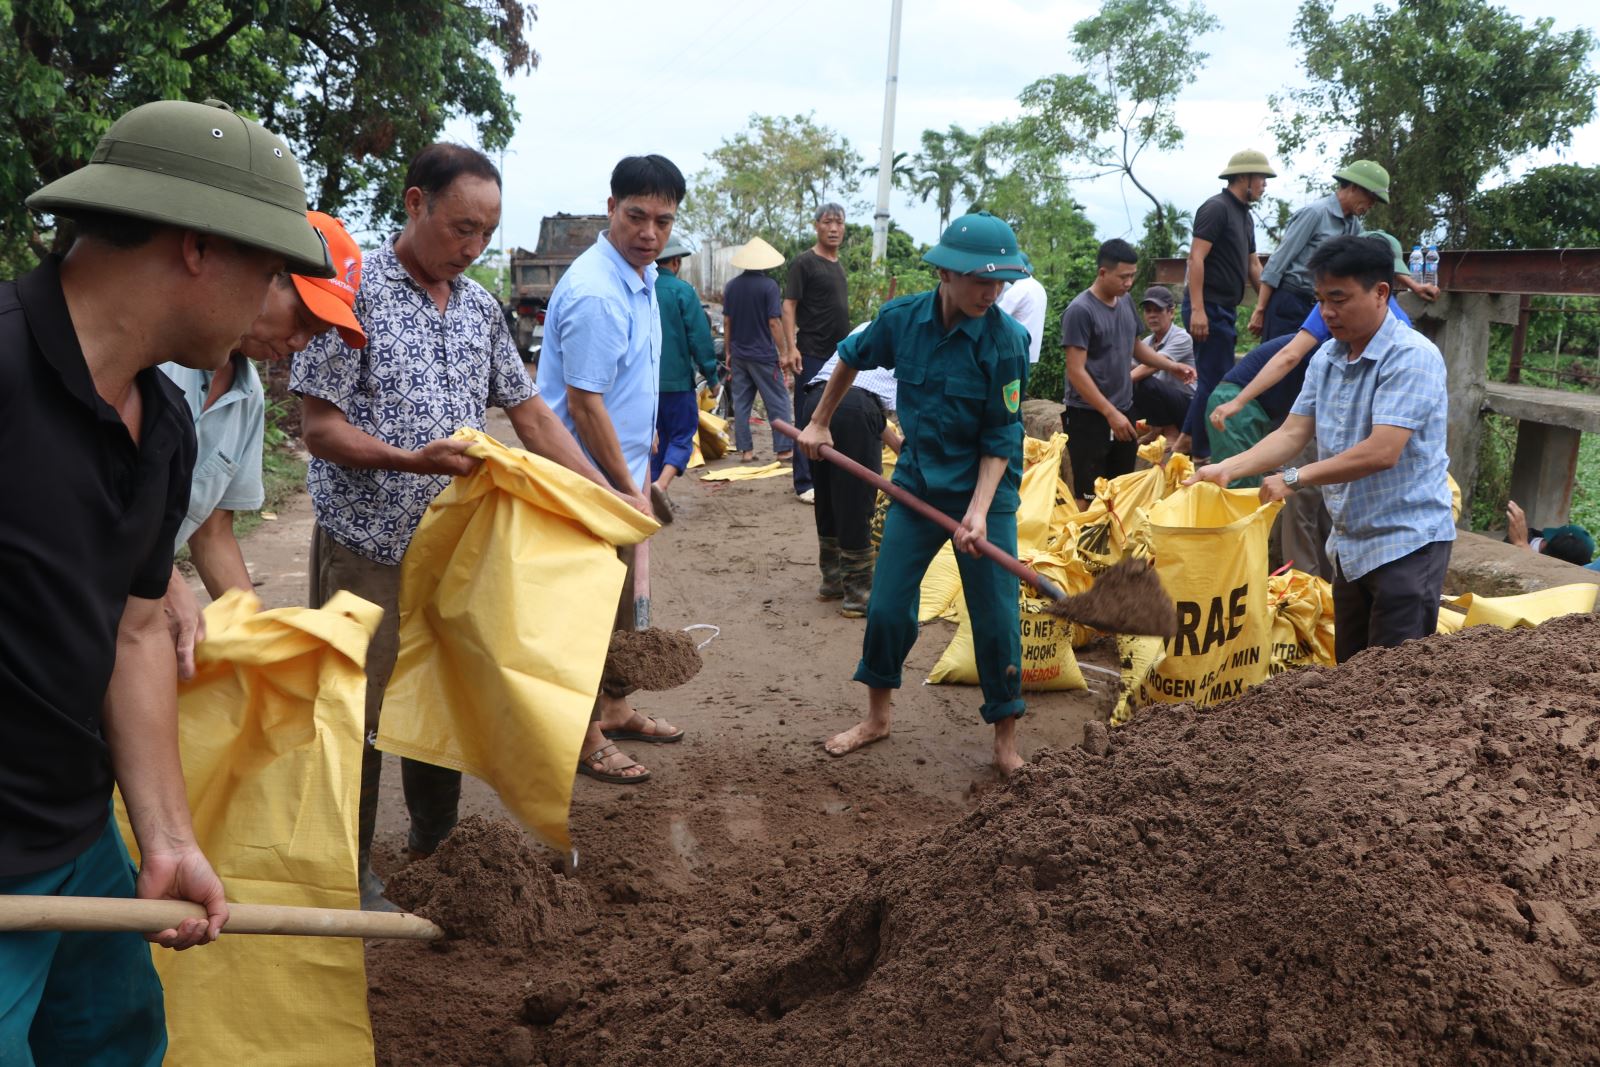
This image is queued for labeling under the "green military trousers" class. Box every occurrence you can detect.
[854,501,1025,724]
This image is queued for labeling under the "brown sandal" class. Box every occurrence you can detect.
[577,743,651,784]
[601,715,685,745]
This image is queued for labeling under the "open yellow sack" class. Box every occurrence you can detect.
[1113,634,1167,726]
[1138,483,1283,706]
[1446,583,1598,629]
[1056,438,1192,568]
[698,407,731,460]
[1268,569,1336,675]
[116,589,378,1067]
[927,593,1087,691]
[379,429,657,852]
[700,461,790,481]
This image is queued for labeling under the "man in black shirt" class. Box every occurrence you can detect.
[783,203,851,502]
[0,99,331,1062]
[1178,149,1273,460]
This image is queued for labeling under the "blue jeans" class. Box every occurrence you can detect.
[1180,296,1239,457]
[729,357,794,456]
[651,389,701,482]
[0,815,166,1067]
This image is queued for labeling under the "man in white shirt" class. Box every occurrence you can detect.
[997,251,1047,364]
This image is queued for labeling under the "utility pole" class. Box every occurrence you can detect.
[871,0,903,264]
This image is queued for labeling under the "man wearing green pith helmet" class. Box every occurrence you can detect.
[798,212,1033,775]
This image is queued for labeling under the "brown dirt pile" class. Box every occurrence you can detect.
[603,627,703,692]
[385,815,595,948]
[537,615,1600,1065]
[1046,557,1177,637]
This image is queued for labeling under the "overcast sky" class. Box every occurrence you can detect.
[463,0,1599,254]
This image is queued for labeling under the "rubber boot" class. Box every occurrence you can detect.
[357,741,400,913]
[817,536,844,601]
[840,547,876,618]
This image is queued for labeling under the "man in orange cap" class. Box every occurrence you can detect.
[162,211,368,677]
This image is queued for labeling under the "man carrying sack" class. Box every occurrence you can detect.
[1,98,332,1064]
[798,212,1032,775]
[1189,234,1454,661]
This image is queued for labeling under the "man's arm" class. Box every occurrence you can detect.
[186,509,251,597]
[954,455,1008,556]
[781,298,800,368]
[770,316,798,374]
[1132,337,1197,384]
[300,395,478,477]
[105,595,228,950]
[1186,239,1212,341]
[163,567,205,682]
[503,394,624,497]
[1247,250,1263,291]
[1212,331,1319,432]
[565,386,645,508]
[1395,273,1439,301]
[1065,345,1135,441]
[685,290,720,384]
[1188,414,1315,488]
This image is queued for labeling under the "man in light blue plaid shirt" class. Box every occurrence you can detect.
[1191,234,1454,662]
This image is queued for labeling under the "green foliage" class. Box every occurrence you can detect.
[1132,200,1191,297]
[1271,0,1598,246]
[904,125,989,230]
[1461,165,1600,249]
[233,393,307,540]
[680,113,864,246]
[993,0,1218,236]
[1,0,537,275]
[464,249,509,302]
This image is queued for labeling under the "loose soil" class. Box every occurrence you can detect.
[1046,557,1177,638]
[603,627,703,692]
[226,415,1600,1065]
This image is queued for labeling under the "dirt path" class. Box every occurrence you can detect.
[225,416,1116,1065]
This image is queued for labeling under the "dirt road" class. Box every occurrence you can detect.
[223,415,1116,1063]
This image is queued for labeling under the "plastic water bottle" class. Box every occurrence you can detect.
[1409,244,1424,280]
[1424,244,1440,287]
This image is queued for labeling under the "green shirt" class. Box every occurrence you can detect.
[838,287,1028,514]
[654,271,717,393]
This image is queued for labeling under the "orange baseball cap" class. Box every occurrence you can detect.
[290,211,367,348]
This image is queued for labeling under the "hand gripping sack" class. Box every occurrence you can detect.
[1138,483,1283,706]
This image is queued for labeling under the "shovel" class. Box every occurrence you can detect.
[773,419,1176,638]
[0,896,444,941]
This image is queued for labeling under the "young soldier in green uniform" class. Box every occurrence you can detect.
[798,212,1032,774]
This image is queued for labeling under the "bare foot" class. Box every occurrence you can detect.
[824,720,890,756]
[740,451,756,462]
[993,716,1024,776]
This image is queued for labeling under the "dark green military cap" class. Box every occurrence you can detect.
[28,99,333,278]
[923,212,1029,281]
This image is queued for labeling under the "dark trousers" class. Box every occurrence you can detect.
[799,383,886,551]
[1063,406,1138,499]
[1179,296,1238,457]
[791,353,828,494]
[310,527,461,860]
[1332,539,1452,663]
[1262,286,1316,343]
[1131,375,1193,429]
[651,389,700,482]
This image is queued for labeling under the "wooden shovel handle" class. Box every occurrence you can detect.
[0,896,444,941]
[773,419,1065,601]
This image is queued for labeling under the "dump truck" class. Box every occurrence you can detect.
[510,213,607,361]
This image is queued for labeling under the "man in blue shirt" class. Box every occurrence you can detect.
[540,154,687,786]
[1191,235,1454,661]
[799,212,1032,775]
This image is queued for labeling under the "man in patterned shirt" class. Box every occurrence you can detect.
[1189,235,1454,662]
[292,144,607,910]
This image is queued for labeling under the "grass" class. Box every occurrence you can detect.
[234,395,305,540]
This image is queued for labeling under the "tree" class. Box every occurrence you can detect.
[1461,165,1600,249]
[862,150,917,195]
[1271,0,1598,246]
[1,0,537,273]
[998,0,1218,240]
[679,113,863,246]
[907,125,989,230]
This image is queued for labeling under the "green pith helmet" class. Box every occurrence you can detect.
[28,99,333,278]
[657,234,694,261]
[1217,149,1277,179]
[1333,159,1391,203]
[922,212,1029,280]
[1364,230,1409,275]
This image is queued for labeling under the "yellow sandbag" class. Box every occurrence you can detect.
[1112,634,1166,727]
[927,594,1087,691]
[1447,472,1462,523]
[688,438,705,469]
[698,385,717,412]
[116,589,378,1067]
[700,461,790,481]
[1139,483,1283,706]
[1436,605,1468,634]
[1268,569,1336,675]
[1455,583,1598,629]
[869,440,899,549]
[698,408,730,460]
[1057,438,1192,567]
[1018,433,1070,552]
[1027,545,1098,647]
[379,429,657,851]
[918,543,963,623]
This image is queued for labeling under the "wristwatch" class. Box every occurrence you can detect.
[1281,467,1301,490]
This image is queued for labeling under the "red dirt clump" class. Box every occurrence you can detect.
[603,627,703,692]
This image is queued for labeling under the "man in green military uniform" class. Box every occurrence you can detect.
[798,212,1032,775]
[650,234,718,515]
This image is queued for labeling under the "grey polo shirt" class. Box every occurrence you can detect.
[160,354,266,548]
[1261,193,1364,295]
